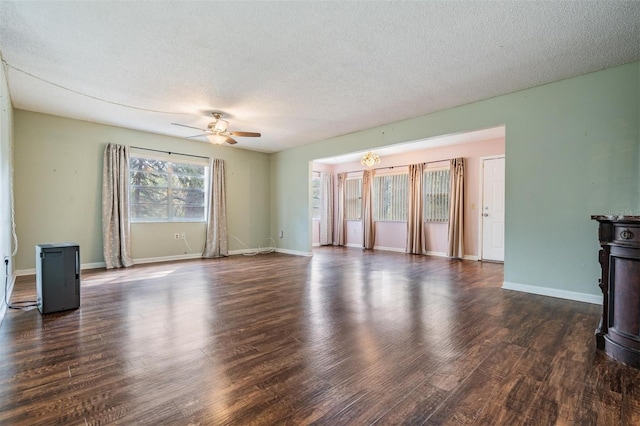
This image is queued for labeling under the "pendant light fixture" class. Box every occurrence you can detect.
[360,151,381,167]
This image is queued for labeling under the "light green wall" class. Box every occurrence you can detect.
[271,61,640,296]
[0,54,15,319]
[131,222,206,260]
[13,111,271,270]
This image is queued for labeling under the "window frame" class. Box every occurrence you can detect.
[129,153,210,223]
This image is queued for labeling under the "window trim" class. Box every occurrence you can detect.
[129,153,210,224]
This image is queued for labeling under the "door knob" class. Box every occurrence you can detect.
[483,213,489,217]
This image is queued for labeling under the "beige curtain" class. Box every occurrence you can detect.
[102,143,134,269]
[362,169,375,249]
[336,172,347,246]
[319,172,333,245]
[202,158,228,258]
[406,163,425,254]
[448,158,465,258]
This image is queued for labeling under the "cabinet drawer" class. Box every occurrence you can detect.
[613,225,640,244]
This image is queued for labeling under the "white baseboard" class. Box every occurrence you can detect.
[15,249,288,275]
[0,274,16,325]
[14,268,34,277]
[373,245,406,253]
[426,251,447,258]
[426,252,479,261]
[15,261,106,277]
[342,244,405,253]
[20,254,203,272]
[83,262,107,269]
[339,246,478,260]
[312,242,320,247]
[228,248,277,255]
[11,249,477,277]
[229,248,255,255]
[134,253,203,265]
[275,248,313,257]
[502,281,602,305]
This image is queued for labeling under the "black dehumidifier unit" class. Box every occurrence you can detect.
[36,243,80,314]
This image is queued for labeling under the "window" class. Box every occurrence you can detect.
[311,173,321,220]
[423,168,450,222]
[129,155,208,222]
[345,178,362,220]
[373,173,408,221]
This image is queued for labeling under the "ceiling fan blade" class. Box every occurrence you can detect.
[186,133,209,139]
[224,136,238,145]
[172,123,207,132]
[226,131,261,137]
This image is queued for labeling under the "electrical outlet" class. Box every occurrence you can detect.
[174,233,180,240]
[181,233,186,240]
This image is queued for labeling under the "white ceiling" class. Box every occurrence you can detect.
[1,1,639,154]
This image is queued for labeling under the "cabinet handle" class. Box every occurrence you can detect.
[620,229,634,240]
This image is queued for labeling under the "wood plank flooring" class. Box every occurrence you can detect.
[0,247,638,425]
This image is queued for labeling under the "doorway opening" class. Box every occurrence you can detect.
[310,125,506,261]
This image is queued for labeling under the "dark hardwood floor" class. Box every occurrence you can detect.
[0,247,637,425]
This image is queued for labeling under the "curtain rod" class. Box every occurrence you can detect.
[130,146,209,160]
[358,159,450,173]
[317,158,455,174]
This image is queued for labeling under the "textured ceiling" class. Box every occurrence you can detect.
[1,1,639,153]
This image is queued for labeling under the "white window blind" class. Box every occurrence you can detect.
[311,173,321,220]
[423,169,450,222]
[345,178,362,220]
[373,174,408,221]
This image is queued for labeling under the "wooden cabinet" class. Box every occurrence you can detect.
[592,215,640,367]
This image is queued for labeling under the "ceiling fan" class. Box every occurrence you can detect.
[172,112,261,145]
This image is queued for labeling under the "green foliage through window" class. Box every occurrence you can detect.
[129,156,208,222]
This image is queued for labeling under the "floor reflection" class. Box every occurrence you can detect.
[1,246,513,424]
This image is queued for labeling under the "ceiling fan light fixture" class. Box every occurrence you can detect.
[207,133,227,145]
[173,111,260,146]
[213,119,228,132]
[361,151,381,167]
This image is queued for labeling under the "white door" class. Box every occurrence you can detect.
[481,157,505,261]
